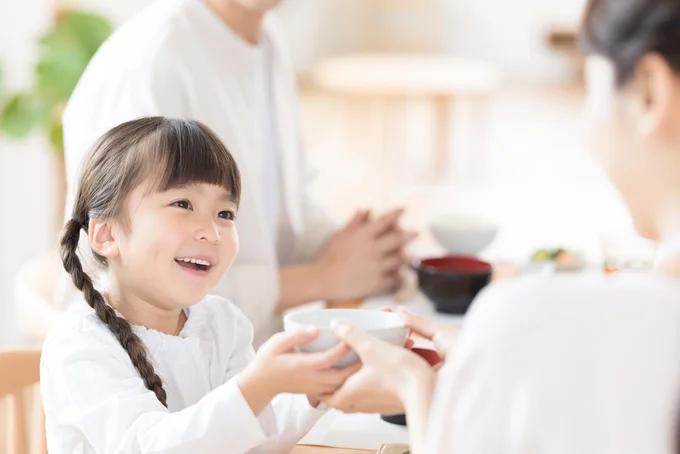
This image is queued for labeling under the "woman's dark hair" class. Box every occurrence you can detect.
[581,0,680,85]
[59,117,241,406]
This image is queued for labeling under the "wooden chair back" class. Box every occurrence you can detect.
[0,350,46,454]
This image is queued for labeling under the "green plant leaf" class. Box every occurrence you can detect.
[41,10,113,56]
[0,8,112,152]
[0,94,51,138]
[47,115,64,153]
[0,63,5,99]
[36,10,113,101]
[62,10,114,57]
[36,44,90,100]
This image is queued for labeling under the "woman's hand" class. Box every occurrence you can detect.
[399,307,458,360]
[238,327,360,415]
[320,320,435,415]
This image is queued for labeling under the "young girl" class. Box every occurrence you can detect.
[40,117,359,454]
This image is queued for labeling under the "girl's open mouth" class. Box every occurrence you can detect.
[175,257,212,273]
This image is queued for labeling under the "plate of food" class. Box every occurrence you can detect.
[529,248,585,272]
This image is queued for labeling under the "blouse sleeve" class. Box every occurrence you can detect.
[224,304,327,454]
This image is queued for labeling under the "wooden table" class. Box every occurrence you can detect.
[292,447,372,454]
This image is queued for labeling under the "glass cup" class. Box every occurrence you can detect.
[600,234,657,275]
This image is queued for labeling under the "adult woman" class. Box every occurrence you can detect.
[325,1,680,452]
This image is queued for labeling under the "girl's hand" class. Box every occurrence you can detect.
[320,320,435,415]
[238,327,360,415]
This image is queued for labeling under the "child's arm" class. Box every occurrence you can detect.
[223,309,330,453]
[41,332,272,454]
[245,393,328,454]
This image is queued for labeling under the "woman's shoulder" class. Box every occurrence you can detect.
[463,272,680,351]
[433,274,680,454]
[474,272,680,313]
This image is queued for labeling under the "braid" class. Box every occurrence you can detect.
[59,218,168,407]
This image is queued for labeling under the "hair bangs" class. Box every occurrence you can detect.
[142,118,242,205]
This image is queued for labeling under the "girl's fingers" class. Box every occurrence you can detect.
[328,361,362,384]
[301,340,351,369]
[264,327,319,354]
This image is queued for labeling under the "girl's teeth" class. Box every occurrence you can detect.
[177,257,211,266]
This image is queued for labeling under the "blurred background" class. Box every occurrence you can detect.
[0,0,651,349]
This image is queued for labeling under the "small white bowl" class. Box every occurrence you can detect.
[283,309,408,367]
[429,215,498,256]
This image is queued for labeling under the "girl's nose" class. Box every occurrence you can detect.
[196,219,220,243]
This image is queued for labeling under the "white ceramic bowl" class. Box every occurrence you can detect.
[283,309,408,368]
[429,215,498,256]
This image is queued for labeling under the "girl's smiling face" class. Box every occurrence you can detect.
[93,181,239,310]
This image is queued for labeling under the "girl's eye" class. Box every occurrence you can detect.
[172,200,192,210]
[219,210,235,221]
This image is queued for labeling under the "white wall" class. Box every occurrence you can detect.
[442,0,587,83]
[0,0,52,345]
[276,0,588,82]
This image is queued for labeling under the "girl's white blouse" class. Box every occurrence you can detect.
[40,295,325,454]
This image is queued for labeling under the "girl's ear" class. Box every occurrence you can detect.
[88,219,120,258]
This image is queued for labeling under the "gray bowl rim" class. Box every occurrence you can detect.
[283,308,406,332]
